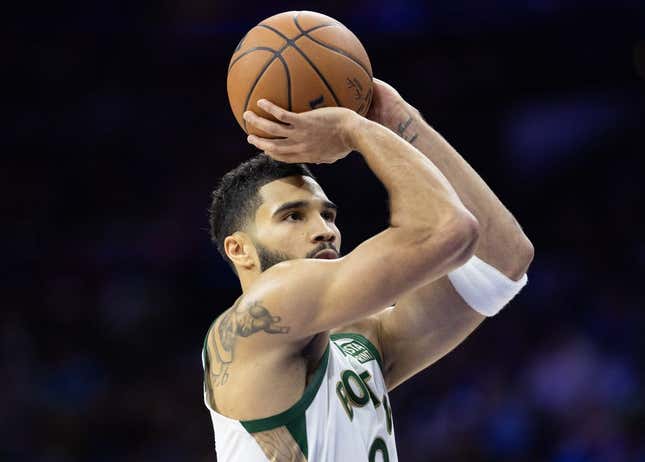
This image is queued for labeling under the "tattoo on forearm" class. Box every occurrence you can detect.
[397,115,413,135]
[396,113,419,145]
[208,299,289,387]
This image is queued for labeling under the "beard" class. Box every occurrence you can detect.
[254,242,294,272]
[254,240,341,272]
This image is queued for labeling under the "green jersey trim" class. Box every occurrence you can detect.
[285,413,308,458]
[330,333,384,371]
[240,345,330,433]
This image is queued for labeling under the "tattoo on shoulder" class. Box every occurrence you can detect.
[208,299,289,387]
[396,113,418,145]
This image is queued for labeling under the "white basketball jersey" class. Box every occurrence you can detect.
[202,332,398,461]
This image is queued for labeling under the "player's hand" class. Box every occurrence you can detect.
[366,78,421,138]
[243,99,361,164]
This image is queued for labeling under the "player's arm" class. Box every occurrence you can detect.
[241,100,480,343]
[366,80,534,390]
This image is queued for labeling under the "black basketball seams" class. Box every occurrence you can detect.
[228,46,276,73]
[255,21,336,42]
[257,21,341,107]
[292,15,373,80]
[235,22,339,130]
[241,57,280,132]
[231,22,337,73]
[275,54,293,112]
[299,35,373,82]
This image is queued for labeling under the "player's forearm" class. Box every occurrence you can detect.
[391,105,533,279]
[347,117,474,236]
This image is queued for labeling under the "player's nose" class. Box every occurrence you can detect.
[310,219,336,243]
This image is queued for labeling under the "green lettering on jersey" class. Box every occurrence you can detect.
[341,370,370,407]
[360,370,381,408]
[337,367,391,430]
[336,380,354,421]
[382,394,393,435]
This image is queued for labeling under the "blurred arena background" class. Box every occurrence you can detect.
[4,1,645,461]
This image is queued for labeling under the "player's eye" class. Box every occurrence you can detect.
[321,211,336,222]
[285,211,303,222]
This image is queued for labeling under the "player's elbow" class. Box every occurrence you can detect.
[497,231,534,280]
[512,236,534,279]
[402,209,480,276]
[448,211,481,266]
[421,209,480,269]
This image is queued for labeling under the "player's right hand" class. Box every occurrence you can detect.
[243,99,362,164]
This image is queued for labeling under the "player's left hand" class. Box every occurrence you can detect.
[366,78,421,134]
[244,99,360,164]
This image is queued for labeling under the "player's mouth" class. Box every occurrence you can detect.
[313,249,338,260]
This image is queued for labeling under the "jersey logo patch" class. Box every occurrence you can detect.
[334,338,375,364]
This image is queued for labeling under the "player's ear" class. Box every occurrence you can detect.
[224,232,256,271]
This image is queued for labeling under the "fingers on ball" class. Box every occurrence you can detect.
[247,135,283,152]
[247,137,304,161]
[243,111,290,137]
[257,99,296,124]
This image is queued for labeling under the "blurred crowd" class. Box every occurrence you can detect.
[4,1,644,461]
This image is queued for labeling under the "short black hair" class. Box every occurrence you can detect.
[209,153,315,272]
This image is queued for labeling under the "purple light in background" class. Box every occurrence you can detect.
[502,92,629,176]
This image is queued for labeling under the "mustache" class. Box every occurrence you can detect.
[306,242,339,259]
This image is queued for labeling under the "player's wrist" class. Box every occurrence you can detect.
[340,111,369,152]
[383,101,423,138]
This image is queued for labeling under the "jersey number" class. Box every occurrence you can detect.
[369,437,390,462]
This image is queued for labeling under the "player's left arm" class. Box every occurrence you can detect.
[367,79,534,390]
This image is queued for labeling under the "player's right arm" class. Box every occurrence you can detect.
[243,100,480,342]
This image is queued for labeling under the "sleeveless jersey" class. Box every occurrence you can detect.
[202,331,398,461]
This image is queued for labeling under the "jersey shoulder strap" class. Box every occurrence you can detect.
[330,332,384,372]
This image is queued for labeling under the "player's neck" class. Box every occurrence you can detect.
[237,266,262,294]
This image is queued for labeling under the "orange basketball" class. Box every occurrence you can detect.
[227,11,373,137]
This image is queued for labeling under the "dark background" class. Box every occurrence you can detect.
[4,1,645,461]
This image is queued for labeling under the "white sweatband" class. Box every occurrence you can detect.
[447,255,527,317]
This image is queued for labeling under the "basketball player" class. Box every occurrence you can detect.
[202,79,533,461]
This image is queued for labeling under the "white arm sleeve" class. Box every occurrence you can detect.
[447,255,528,317]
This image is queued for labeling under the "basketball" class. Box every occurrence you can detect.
[227,11,373,137]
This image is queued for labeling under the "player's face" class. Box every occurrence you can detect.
[251,175,342,271]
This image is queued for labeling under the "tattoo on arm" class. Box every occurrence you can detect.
[237,301,290,336]
[396,113,419,145]
[207,299,290,387]
[397,115,413,135]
